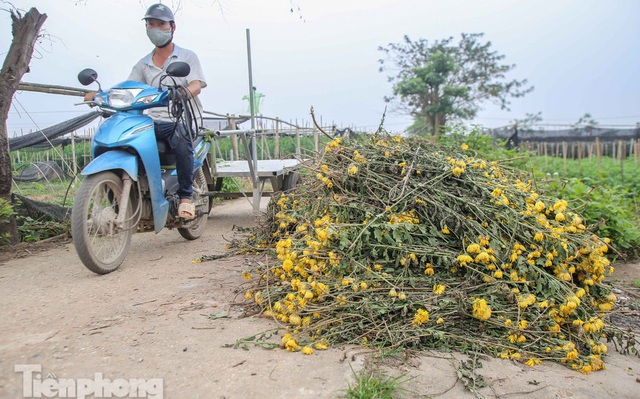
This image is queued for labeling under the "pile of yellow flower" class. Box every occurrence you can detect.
[238,133,620,374]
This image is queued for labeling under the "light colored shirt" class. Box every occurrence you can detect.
[128,44,207,122]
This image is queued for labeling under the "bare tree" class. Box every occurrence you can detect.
[0,6,47,244]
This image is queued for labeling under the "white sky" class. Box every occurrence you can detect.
[3,0,640,135]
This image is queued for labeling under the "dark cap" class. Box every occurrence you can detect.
[143,3,175,22]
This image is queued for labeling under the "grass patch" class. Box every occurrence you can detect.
[341,367,409,399]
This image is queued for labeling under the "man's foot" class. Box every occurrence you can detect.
[178,200,195,220]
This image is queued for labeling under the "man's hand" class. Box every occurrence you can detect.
[84,91,97,103]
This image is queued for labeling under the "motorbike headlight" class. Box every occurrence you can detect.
[108,88,142,108]
[135,94,159,104]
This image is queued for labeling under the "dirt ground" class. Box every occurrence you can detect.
[1,198,639,399]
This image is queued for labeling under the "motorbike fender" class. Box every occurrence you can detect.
[193,140,210,168]
[81,150,170,233]
[81,150,139,180]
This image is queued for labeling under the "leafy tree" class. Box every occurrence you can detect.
[511,112,543,132]
[572,112,598,128]
[379,33,533,137]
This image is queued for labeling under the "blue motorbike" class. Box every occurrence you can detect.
[72,62,213,274]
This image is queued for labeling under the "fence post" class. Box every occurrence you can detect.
[578,141,583,176]
[595,137,601,174]
[313,122,319,153]
[275,118,280,159]
[295,118,301,156]
[261,122,267,160]
[230,115,239,160]
[619,140,624,185]
[562,141,567,175]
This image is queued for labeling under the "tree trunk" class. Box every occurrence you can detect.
[0,8,48,244]
[425,114,436,137]
[437,114,446,136]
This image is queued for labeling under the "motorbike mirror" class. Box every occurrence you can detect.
[78,68,98,86]
[166,62,190,78]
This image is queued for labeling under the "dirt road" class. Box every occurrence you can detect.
[1,198,639,399]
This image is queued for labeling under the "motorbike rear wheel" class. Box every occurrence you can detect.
[72,171,133,274]
[178,166,209,240]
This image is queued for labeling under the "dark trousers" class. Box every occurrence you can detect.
[154,121,194,199]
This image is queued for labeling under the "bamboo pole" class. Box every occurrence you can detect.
[595,137,601,174]
[578,141,583,176]
[17,81,90,97]
[230,115,239,161]
[295,119,301,156]
[313,123,319,153]
[562,141,567,175]
[260,124,267,160]
[275,118,280,159]
[619,140,624,185]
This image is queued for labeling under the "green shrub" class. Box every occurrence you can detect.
[539,177,640,258]
[0,197,16,245]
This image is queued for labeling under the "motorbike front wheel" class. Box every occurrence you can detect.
[72,171,133,274]
[178,167,209,240]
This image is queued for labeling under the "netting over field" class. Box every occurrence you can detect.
[487,125,639,143]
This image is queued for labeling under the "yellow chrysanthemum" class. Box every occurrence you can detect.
[525,358,542,367]
[456,254,473,266]
[467,243,482,254]
[314,341,329,350]
[412,308,430,326]
[452,166,464,177]
[472,298,492,321]
[433,284,446,295]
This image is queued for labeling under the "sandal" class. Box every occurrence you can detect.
[178,201,196,220]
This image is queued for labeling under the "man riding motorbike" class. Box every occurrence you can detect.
[85,3,207,219]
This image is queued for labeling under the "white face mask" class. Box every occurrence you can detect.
[146,27,173,47]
